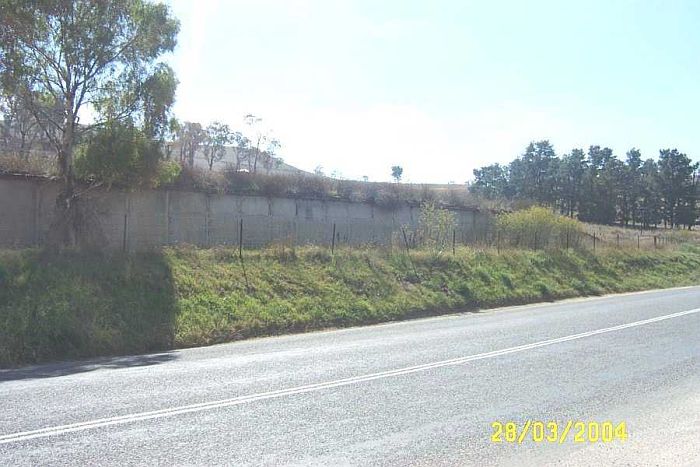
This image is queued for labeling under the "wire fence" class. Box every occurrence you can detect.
[0,176,692,253]
[217,220,691,257]
[1,210,688,253]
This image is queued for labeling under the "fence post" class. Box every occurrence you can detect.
[293,220,297,247]
[654,235,657,249]
[331,222,336,255]
[401,226,420,282]
[593,233,596,251]
[637,234,640,249]
[401,226,411,254]
[239,218,243,259]
[452,229,456,256]
[617,233,620,247]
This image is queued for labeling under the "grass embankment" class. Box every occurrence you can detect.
[2,244,700,367]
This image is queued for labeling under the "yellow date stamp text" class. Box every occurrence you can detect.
[491,420,628,444]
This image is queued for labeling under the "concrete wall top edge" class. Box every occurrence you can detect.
[0,173,488,213]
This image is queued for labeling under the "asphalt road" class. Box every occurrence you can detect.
[1,286,699,466]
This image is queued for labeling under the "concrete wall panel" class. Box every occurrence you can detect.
[0,178,36,247]
[35,182,61,245]
[128,191,167,250]
[238,195,270,216]
[169,191,207,245]
[269,197,296,218]
[84,190,128,250]
[0,177,491,251]
[297,199,325,222]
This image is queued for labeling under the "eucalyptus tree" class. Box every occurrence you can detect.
[0,92,40,157]
[243,114,281,173]
[202,121,232,171]
[0,0,179,243]
[391,165,403,183]
[177,121,205,168]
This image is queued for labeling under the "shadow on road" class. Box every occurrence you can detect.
[0,351,178,382]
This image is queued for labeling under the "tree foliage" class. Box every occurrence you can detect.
[202,121,232,170]
[177,121,205,168]
[74,120,179,188]
[141,63,178,142]
[471,141,698,229]
[417,201,456,254]
[391,165,403,182]
[0,0,179,186]
[242,114,280,174]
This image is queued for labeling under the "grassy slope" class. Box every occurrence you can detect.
[2,245,700,367]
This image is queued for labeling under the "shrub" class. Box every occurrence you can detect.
[416,201,457,254]
[155,160,182,187]
[496,206,585,250]
[172,164,225,193]
[256,173,289,197]
[334,179,358,200]
[288,174,333,198]
[74,121,162,188]
[221,167,261,193]
[374,187,402,208]
[419,184,437,203]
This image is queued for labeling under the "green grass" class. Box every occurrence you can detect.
[2,244,700,367]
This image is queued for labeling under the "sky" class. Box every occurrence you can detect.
[165,0,700,183]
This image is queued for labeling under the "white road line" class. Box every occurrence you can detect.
[1,307,699,445]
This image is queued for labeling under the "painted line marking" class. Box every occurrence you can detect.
[1,307,699,445]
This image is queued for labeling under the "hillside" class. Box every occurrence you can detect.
[2,243,700,367]
[191,146,310,175]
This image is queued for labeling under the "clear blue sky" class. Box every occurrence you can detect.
[166,0,700,182]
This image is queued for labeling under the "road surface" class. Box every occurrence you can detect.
[1,286,699,466]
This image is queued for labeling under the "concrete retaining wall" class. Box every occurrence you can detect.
[0,176,492,251]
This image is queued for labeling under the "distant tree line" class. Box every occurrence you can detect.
[470,141,699,229]
[169,114,282,173]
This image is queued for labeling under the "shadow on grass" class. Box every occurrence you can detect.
[0,351,178,382]
[0,248,179,369]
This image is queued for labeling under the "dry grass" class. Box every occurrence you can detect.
[0,152,58,176]
[583,222,700,250]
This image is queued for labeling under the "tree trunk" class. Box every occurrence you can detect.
[52,100,79,248]
[18,131,28,159]
[187,147,195,168]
